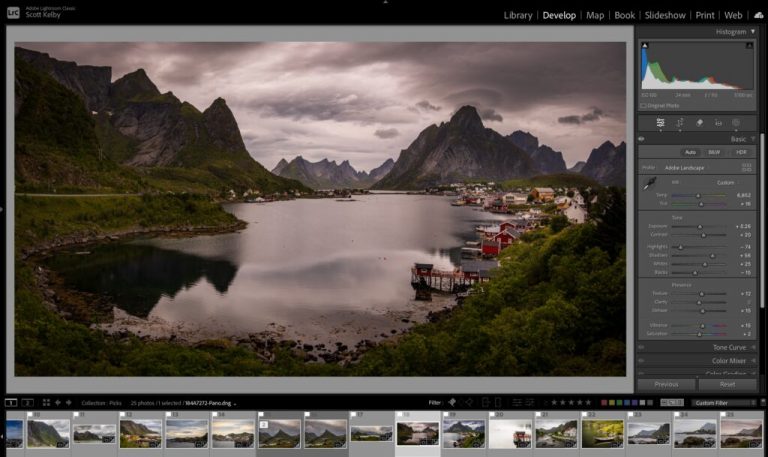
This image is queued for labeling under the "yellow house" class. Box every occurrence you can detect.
[530,187,555,202]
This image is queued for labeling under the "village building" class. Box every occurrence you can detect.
[530,187,555,202]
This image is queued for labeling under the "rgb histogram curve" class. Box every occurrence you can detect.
[641,46,740,90]
[640,41,754,91]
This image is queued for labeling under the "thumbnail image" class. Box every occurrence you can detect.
[120,419,162,448]
[535,419,577,448]
[73,424,117,444]
[166,419,209,448]
[582,420,624,448]
[397,421,439,446]
[350,425,393,442]
[720,419,763,449]
[27,419,70,448]
[305,419,348,449]
[673,419,717,448]
[258,419,301,448]
[488,419,532,449]
[5,420,24,448]
[14,42,627,378]
[442,419,485,449]
[627,422,670,445]
[211,419,255,448]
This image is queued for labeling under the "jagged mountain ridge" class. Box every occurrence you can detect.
[372,106,538,189]
[569,160,586,173]
[506,130,567,174]
[14,47,308,194]
[580,140,626,186]
[272,156,395,189]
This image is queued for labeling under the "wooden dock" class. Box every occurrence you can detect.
[411,261,497,293]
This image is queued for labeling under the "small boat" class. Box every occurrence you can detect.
[464,240,481,247]
[451,199,467,206]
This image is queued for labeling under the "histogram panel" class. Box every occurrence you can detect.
[641,41,754,90]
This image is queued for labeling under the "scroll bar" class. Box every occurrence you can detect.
[762,132,765,308]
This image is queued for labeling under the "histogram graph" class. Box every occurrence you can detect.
[640,41,754,90]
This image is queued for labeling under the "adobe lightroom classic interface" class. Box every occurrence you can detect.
[2,4,765,456]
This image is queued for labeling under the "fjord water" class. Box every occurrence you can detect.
[48,194,506,345]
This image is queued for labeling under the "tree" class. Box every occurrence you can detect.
[550,214,569,233]
[589,186,626,260]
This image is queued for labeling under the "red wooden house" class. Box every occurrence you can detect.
[481,238,501,256]
[493,228,521,247]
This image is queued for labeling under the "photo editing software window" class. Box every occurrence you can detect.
[1,3,765,456]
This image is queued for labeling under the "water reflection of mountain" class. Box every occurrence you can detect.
[47,243,238,317]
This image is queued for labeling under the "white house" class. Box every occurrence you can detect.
[564,203,587,224]
[503,192,528,205]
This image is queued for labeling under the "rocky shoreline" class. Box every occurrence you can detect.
[23,219,463,367]
[20,220,247,259]
[90,293,461,367]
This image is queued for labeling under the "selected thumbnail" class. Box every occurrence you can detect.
[120,419,162,448]
[673,419,717,448]
[720,419,763,449]
[259,419,301,449]
[627,422,670,445]
[27,419,70,449]
[396,422,439,446]
[535,419,577,448]
[350,425,393,442]
[582,420,624,448]
[212,419,255,448]
[74,424,117,444]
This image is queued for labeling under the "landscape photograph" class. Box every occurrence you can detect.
[720,419,762,449]
[350,425,393,442]
[73,424,117,444]
[211,419,255,448]
[5,419,24,448]
[165,419,209,448]
[673,419,717,448]
[397,421,440,446]
[627,422,670,445]
[442,419,485,448]
[258,419,301,448]
[535,419,577,448]
[26,419,70,448]
[304,419,348,449]
[582,419,624,448]
[13,42,627,377]
[488,419,532,449]
[119,419,162,448]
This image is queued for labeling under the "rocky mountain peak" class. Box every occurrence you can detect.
[449,105,484,132]
[202,97,246,152]
[507,130,540,154]
[15,46,112,111]
[111,68,160,101]
[580,140,626,186]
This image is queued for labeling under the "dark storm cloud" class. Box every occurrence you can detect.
[17,42,262,85]
[479,108,503,122]
[414,100,441,111]
[557,107,607,125]
[249,90,402,125]
[17,42,626,169]
[374,128,400,139]
[558,115,582,124]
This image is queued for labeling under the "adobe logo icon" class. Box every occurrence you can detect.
[7,6,21,19]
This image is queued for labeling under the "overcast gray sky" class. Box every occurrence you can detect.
[20,42,626,170]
